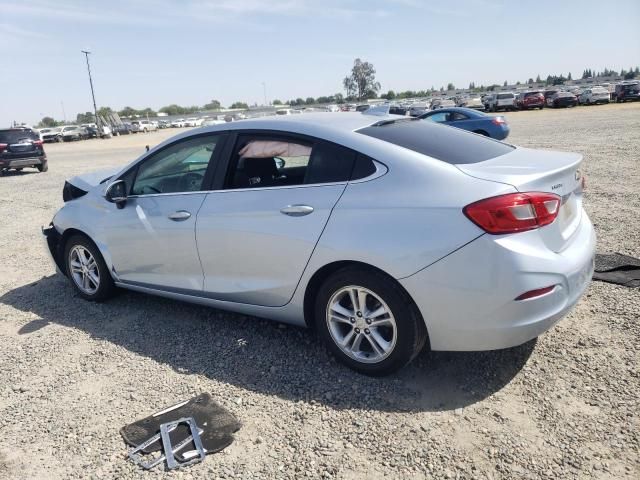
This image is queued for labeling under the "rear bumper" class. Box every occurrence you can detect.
[400,210,596,351]
[0,156,44,168]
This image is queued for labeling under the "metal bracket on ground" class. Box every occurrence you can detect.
[128,417,206,470]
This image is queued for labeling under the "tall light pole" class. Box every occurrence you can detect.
[262,81,267,106]
[81,50,100,129]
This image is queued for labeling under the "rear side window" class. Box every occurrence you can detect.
[357,119,514,165]
[351,154,377,180]
[0,129,39,143]
[304,142,356,184]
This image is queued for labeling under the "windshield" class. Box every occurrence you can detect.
[357,119,514,165]
[497,93,514,99]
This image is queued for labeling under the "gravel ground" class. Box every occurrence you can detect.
[0,104,638,479]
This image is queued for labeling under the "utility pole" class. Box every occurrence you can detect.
[81,50,100,130]
[262,82,267,106]
[60,100,67,123]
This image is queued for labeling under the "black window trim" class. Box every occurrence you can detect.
[218,129,382,192]
[118,132,230,198]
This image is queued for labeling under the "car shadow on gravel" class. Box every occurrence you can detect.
[2,275,535,413]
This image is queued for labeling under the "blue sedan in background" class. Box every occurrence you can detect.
[419,107,510,140]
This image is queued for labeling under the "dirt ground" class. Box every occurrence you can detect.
[0,104,638,479]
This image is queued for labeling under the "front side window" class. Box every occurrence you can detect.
[131,134,222,195]
[225,135,357,189]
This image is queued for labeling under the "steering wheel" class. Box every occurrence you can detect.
[179,171,204,192]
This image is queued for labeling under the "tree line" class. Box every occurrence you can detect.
[36,60,639,127]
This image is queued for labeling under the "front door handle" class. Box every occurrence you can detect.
[168,210,192,221]
[280,205,314,217]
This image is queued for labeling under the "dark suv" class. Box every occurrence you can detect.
[614,81,640,102]
[0,128,48,174]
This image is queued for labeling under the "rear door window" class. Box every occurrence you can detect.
[225,135,358,189]
[0,129,39,143]
[358,119,514,165]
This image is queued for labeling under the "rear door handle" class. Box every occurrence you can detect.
[280,205,314,217]
[168,210,192,221]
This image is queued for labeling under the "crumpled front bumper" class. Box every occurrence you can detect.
[42,224,65,275]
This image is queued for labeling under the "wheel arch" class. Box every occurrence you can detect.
[58,227,113,279]
[302,260,428,344]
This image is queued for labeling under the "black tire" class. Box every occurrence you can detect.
[64,234,116,302]
[37,160,48,172]
[314,266,428,376]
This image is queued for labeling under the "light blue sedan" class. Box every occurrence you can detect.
[44,112,593,375]
[419,107,510,140]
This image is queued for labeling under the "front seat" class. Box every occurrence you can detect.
[242,157,279,187]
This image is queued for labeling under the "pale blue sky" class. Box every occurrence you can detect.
[1,0,638,126]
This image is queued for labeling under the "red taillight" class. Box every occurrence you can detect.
[492,116,506,125]
[463,192,561,234]
[0,143,7,153]
[515,285,556,301]
[33,140,43,146]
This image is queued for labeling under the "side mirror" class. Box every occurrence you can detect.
[105,180,127,209]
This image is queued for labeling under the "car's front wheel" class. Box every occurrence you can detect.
[64,234,116,301]
[315,266,427,376]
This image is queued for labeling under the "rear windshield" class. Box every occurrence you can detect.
[0,129,39,143]
[357,119,514,165]
[525,92,541,97]
[497,93,514,99]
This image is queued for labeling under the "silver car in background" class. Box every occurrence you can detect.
[44,113,595,375]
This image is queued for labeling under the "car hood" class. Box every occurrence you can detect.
[67,167,120,192]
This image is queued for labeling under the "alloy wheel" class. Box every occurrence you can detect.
[69,245,100,295]
[326,285,397,364]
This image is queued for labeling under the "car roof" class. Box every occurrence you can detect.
[202,112,385,134]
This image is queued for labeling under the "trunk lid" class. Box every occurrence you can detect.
[456,147,584,252]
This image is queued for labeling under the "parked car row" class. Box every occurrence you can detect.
[38,124,112,143]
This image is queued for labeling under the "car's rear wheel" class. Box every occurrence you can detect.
[314,266,427,376]
[64,234,116,301]
[37,160,48,172]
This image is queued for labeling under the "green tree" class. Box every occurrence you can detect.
[567,72,572,81]
[503,80,508,87]
[447,83,455,91]
[343,58,380,101]
[119,106,138,117]
[40,116,59,127]
[468,82,475,89]
[272,99,283,105]
[76,112,94,124]
[528,78,534,84]
[203,99,221,110]
[535,74,541,83]
[305,97,315,105]
[382,89,396,100]
[230,102,248,109]
[334,93,344,104]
